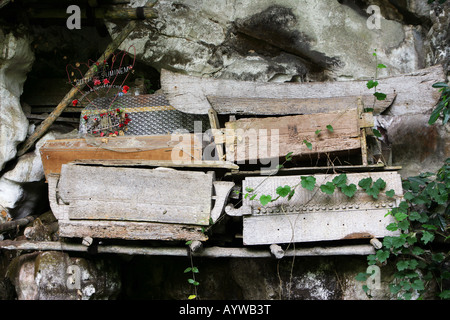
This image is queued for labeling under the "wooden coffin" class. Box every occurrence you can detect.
[224,108,372,163]
[160,66,443,115]
[48,163,234,241]
[40,134,202,179]
[226,171,403,245]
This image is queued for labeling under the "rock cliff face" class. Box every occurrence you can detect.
[108,0,448,83]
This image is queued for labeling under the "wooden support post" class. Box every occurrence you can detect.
[207,107,224,161]
[357,97,369,166]
[16,21,138,157]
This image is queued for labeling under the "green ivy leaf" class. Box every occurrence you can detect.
[315,129,321,135]
[355,272,369,281]
[332,174,348,188]
[386,189,395,198]
[432,253,444,263]
[374,92,387,101]
[358,177,373,190]
[373,178,386,190]
[394,211,408,222]
[411,246,425,255]
[259,195,272,206]
[276,185,292,198]
[376,250,390,263]
[397,260,409,271]
[390,284,402,294]
[439,290,450,299]
[367,80,378,89]
[303,140,312,150]
[409,211,421,221]
[341,183,357,198]
[188,294,197,300]
[421,231,434,245]
[320,182,335,194]
[366,186,380,199]
[377,63,387,69]
[386,223,398,232]
[326,124,334,132]
[184,267,192,273]
[411,279,425,291]
[373,129,382,137]
[285,152,294,161]
[301,176,316,191]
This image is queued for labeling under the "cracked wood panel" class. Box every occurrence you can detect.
[160,65,444,115]
[40,134,202,178]
[241,171,403,245]
[206,94,396,115]
[57,164,214,226]
[225,109,361,162]
[57,220,208,241]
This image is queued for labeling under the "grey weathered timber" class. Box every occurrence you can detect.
[206,94,396,115]
[48,163,234,241]
[160,65,444,115]
[58,220,208,241]
[56,164,213,225]
[231,171,403,245]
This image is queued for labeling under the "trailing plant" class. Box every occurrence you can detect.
[428,81,449,125]
[184,240,200,300]
[357,158,450,300]
[366,49,387,109]
[242,150,449,299]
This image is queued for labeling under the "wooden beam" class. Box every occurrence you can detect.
[0,240,376,257]
[205,94,396,116]
[17,21,138,157]
[40,135,203,178]
[160,65,444,115]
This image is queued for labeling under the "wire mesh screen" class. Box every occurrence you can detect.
[79,94,210,136]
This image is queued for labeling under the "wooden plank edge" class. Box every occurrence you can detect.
[69,159,239,170]
[226,164,403,177]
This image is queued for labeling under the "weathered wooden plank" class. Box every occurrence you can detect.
[242,209,400,245]
[57,164,214,226]
[206,94,396,115]
[69,159,239,170]
[58,220,208,241]
[160,65,444,115]
[40,134,202,178]
[240,171,403,245]
[0,240,375,257]
[224,109,361,162]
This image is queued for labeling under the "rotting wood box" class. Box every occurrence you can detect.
[226,171,403,246]
[47,163,234,241]
[39,66,441,248]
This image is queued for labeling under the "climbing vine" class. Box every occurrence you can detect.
[357,158,450,300]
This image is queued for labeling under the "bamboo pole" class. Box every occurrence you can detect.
[17,20,138,157]
[0,240,376,257]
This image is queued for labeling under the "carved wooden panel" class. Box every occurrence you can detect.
[241,171,403,245]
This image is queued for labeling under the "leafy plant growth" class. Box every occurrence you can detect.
[357,159,449,299]
[428,82,449,125]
